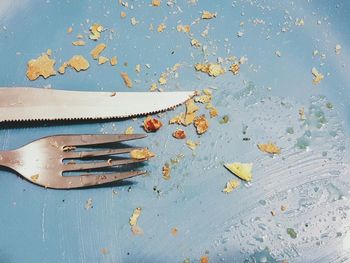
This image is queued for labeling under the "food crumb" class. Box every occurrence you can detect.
[143,116,163,132]
[151,0,161,6]
[91,43,107,59]
[201,10,216,19]
[237,31,244,37]
[131,17,139,26]
[200,255,209,263]
[335,44,342,55]
[135,64,141,73]
[219,115,229,124]
[191,39,201,48]
[26,53,56,81]
[67,27,73,33]
[223,179,240,193]
[311,67,324,84]
[162,163,171,180]
[224,162,253,182]
[131,225,144,235]
[257,143,281,154]
[195,63,225,77]
[125,126,134,134]
[275,50,282,57]
[299,108,306,120]
[89,23,103,40]
[30,174,39,182]
[295,18,304,26]
[84,198,93,210]
[72,40,86,46]
[150,83,157,91]
[129,208,144,235]
[186,140,200,150]
[271,210,276,216]
[67,55,90,72]
[157,23,166,32]
[100,248,109,255]
[177,24,191,33]
[120,72,133,88]
[98,56,109,65]
[120,11,126,18]
[230,63,240,75]
[110,56,118,66]
[173,129,186,139]
[287,228,297,239]
[158,74,167,85]
[171,227,178,236]
[193,115,209,134]
[209,107,218,118]
[129,207,142,226]
[281,205,287,211]
[130,149,155,160]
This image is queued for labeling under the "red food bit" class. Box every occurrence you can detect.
[172,129,186,139]
[143,116,163,132]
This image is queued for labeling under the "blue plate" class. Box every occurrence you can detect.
[0,0,349,262]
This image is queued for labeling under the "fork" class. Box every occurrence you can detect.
[0,134,149,189]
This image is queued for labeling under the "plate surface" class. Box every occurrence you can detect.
[0,1,349,262]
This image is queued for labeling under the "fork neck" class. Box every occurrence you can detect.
[0,150,18,169]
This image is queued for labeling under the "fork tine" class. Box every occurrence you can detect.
[60,170,146,189]
[63,158,146,172]
[60,134,147,147]
[63,147,142,159]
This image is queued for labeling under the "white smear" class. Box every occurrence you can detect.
[41,202,46,242]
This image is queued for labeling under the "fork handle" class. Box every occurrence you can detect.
[0,151,17,169]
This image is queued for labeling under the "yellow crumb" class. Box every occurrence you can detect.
[157,23,166,32]
[72,40,86,46]
[89,23,103,40]
[223,179,240,193]
[120,72,133,88]
[130,149,155,159]
[26,53,56,81]
[90,43,107,59]
[125,126,134,134]
[110,56,118,66]
[67,55,90,72]
[151,0,161,6]
[201,10,216,19]
[224,162,253,182]
[98,56,109,65]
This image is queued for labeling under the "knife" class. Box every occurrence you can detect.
[0,87,195,122]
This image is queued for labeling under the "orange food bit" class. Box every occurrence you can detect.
[200,255,209,263]
[172,129,186,139]
[230,63,240,75]
[162,164,171,180]
[194,115,209,134]
[110,56,118,66]
[257,143,281,154]
[143,116,163,132]
[151,0,161,6]
[171,227,178,236]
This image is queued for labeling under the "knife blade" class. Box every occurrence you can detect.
[0,87,195,122]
